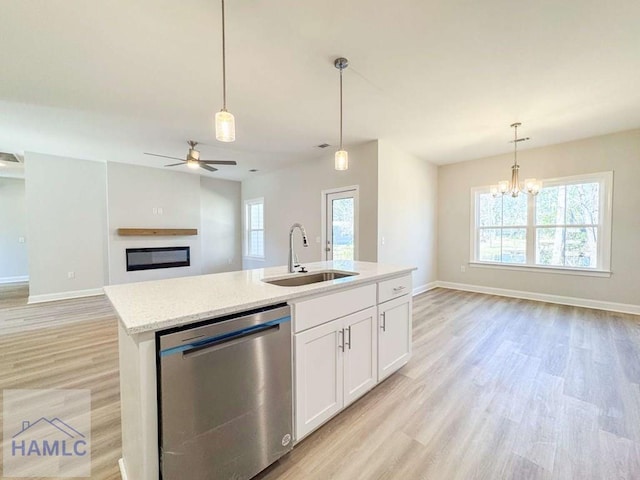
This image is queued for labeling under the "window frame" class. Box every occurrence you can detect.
[470,171,613,277]
[244,197,265,260]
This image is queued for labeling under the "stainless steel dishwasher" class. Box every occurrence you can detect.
[157,303,293,480]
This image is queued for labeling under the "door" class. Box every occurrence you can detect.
[343,307,378,407]
[378,295,412,381]
[324,187,358,261]
[294,318,344,440]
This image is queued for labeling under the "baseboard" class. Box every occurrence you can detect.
[118,458,128,480]
[28,287,104,304]
[0,275,29,284]
[437,281,640,316]
[413,282,439,296]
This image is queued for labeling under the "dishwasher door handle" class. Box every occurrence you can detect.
[181,323,280,359]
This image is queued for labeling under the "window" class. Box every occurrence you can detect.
[471,172,612,274]
[244,198,264,259]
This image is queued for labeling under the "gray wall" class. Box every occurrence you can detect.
[24,152,108,300]
[242,141,379,269]
[200,176,242,273]
[377,140,438,290]
[0,177,29,282]
[437,129,640,306]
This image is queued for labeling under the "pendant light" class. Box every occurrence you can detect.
[334,57,349,171]
[215,0,235,142]
[491,123,541,198]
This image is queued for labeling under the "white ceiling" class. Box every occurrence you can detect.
[1,0,639,181]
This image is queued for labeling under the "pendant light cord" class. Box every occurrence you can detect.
[513,123,518,167]
[339,67,343,150]
[221,0,227,111]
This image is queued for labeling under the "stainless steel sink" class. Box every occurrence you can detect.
[262,270,358,287]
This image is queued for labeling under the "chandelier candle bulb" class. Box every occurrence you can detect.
[490,185,499,197]
[498,180,510,194]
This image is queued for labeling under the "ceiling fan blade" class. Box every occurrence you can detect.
[144,152,185,161]
[199,160,237,165]
[164,162,185,167]
[199,164,218,172]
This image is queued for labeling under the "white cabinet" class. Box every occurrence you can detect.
[293,274,413,441]
[378,293,412,381]
[343,308,378,407]
[294,306,377,440]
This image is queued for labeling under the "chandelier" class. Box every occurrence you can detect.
[491,123,541,197]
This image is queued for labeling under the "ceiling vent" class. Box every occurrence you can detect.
[0,152,22,163]
[316,143,331,149]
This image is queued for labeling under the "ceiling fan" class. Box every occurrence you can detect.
[144,140,237,172]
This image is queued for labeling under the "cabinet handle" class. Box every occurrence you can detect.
[380,312,386,332]
[338,329,345,352]
[393,286,406,293]
[345,326,352,350]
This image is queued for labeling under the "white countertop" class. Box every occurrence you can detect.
[104,261,415,335]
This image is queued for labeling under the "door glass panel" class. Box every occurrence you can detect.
[331,198,354,260]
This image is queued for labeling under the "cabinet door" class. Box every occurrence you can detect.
[378,295,412,381]
[294,318,344,441]
[343,307,378,407]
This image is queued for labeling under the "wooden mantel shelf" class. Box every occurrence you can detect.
[117,228,198,236]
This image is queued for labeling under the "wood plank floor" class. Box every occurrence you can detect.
[1,286,639,479]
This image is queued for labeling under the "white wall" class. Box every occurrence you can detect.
[200,176,242,273]
[24,152,108,300]
[0,177,29,282]
[438,129,640,306]
[377,140,438,290]
[107,162,242,284]
[241,141,379,269]
[107,162,202,284]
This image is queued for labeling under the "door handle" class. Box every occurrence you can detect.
[338,329,344,352]
[345,326,351,350]
[380,312,386,332]
[393,286,406,293]
[182,324,279,359]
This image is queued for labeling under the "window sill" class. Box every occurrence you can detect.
[469,262,612,278]
[243,256,265,262]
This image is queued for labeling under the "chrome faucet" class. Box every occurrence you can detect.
[288,223,309,273]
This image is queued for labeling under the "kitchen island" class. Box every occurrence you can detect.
[105,260,415,480]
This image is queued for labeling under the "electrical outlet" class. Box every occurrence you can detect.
[460,265,466,273]
[67,271,75,279]
[158,207,163,215]
[152,207,158,215]
[18,236,25,243]
[381,236,386,246]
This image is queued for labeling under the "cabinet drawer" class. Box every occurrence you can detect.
[378,274,412,304]
[293,284,376,333]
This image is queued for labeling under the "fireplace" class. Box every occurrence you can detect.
[126,247,190,271]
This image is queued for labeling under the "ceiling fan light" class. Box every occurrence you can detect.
[215,110,235,142]
[335,150,348,171]
[186,159,199,169]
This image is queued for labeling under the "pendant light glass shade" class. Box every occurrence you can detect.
[215,0,235,143]
[215,110,235,142]
[334,57,349,171]
[335,150,348,170]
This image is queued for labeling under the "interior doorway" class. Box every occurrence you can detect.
[322,186,359,261]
